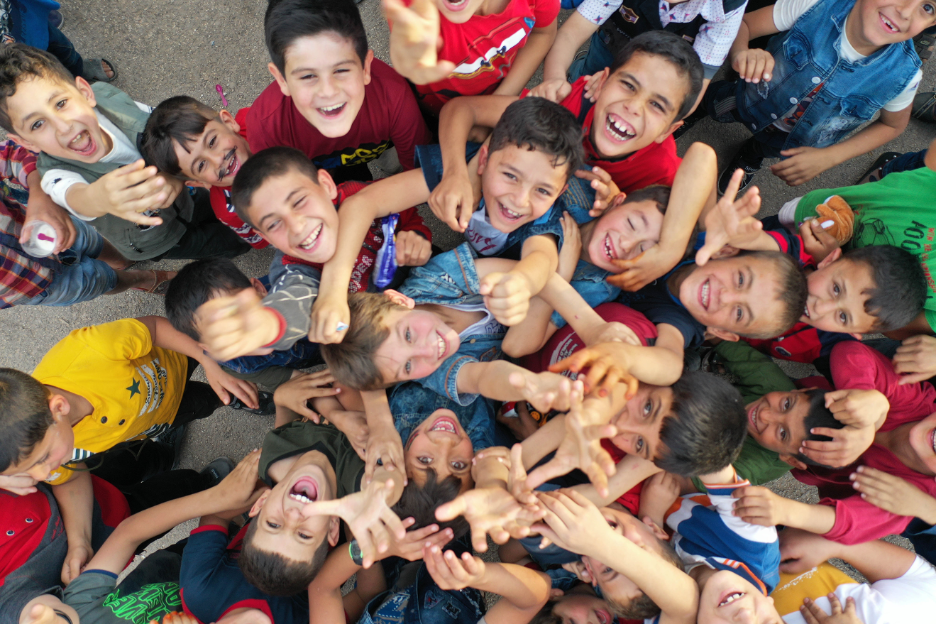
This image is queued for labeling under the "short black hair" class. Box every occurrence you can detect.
[607,31,704,122]
[264,0,368,75]
[239,518,329,596]
[795,389,844,468]
[843,246,927,332]
[0,369,53,473]
[231,146,320,228]
[0,43,75,133]
[140,96,221,178]
[164,258,253,341]
[393,468,470,541]
[655,371,746,478]
[489,97,585,184]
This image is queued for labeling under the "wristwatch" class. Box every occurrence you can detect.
[349,539,364,566]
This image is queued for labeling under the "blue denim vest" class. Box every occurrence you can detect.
[735,0,920,150]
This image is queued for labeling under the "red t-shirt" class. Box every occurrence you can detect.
[559,77,681,193]
[246,59,431,171]
[406,0,559,115]
[281,180,431,294]
[208,108,267,249]
[521,303,658,513]
[793,341,936,544]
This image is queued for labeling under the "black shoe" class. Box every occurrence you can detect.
[672,107,707,141]
[856,151,901,184]
[912,91,936,122]
[914,29,936,63]
[717,150,763,196]
[200,457,236,488]
[229,390,276,416]
[153,424,187,469]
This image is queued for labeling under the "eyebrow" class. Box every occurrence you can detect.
[503,163,558,193]
[19,89,69,127]
[290,59,356,75]
[258,188,303,229]
[621,72,674,112]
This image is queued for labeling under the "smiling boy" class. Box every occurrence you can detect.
[248,0,431,183]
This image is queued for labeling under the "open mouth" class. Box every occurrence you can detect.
[219,149,239,182]
[718,591,746,607]
[747,403,763,434]
[318,102,347,118]
[595,610,611,624]
[436,331,448,360]
[803,304,811,319]
[498,201,524,222]
[603,233,618,261]
[289,476,319,504]
[700,279,711,310]
[67,130,96,156]
[442,0,469,11]
[430,415,458,434]
[605,115,636,143]
[880,13,899,34]
[297,223,323,252]
[930,428,936,454]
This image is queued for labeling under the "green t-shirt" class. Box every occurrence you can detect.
[258,421,365,498]
[793,166,936,330]
[64,572,181,624]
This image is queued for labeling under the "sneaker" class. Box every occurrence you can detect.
[153,424,187,469]
[717,151,762,196]
[200,457,236,488]
[856,151,900,184]
[229,390,276,416]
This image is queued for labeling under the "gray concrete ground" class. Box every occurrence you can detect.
[1,0,930,571]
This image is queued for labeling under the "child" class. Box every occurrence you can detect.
[249,0,432,183]
[384,0,560,116]
[532,0,747,105]
[310,96,585,345]
[140,96,265,249]
[702,0,936,193]
[0,44,251,261]
[0,139,171,306]
[194,146,432,363]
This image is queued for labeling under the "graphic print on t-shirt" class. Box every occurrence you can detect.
[102,582,182,624]
[451,20,534,79]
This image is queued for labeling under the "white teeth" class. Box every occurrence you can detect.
[502,205,522,219]
[719,592,745,607]
[290,493,312,503]
[882,15,896,31]
[69,133,84,146]
[606,117,635,142]
[804,306,810,319]
[431,420,457,433]
[604,234,615,260]
[437,334,445,359]
[701,281,710,308]
[319,103,344,113]
[299,224,323,250]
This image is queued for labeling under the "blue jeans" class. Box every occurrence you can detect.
[569,31,615,83]
[46,24,83,78]
[18,217,118,306]
[881,149,928,177]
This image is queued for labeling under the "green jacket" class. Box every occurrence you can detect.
[37,83,191,259]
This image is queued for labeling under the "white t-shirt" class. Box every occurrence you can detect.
[779,557,936,624]
[451,301,506,338]
[771,0,920,117]
[40,102,154,219]
[464,203,510,256]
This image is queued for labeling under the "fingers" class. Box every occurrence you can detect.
[435,494,468,522]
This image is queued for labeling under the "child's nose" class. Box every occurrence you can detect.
[318,75,339,98]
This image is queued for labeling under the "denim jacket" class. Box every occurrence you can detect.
[389,382,496,452]
[735,0,920,150]
[400,243,506,405]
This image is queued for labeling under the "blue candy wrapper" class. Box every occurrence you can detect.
[374,213,399,288]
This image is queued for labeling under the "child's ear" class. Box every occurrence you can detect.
[362,49,375,86]
[641,515,668,540]
[327,516,341,547]
[47,392,70,421]
[74,77,97,107]
[8,133,39,153]
[476,144,490,176]
[249,489,272,518]
[383,289,415,309]
[316,168,339,201]
[590,68,611,101]
[816,246,842,269]
[250,278,269,297]
[655,119,683,144]
[707,327,740,342]
[778,453,808,471]
[219,109,240,132]
[268,62,290,97]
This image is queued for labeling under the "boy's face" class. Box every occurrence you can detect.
[172,110,251,187]
[677,255,787,341]
[590,53,686,161]
[586,200,664,272]
[434,0,487,24]
[552,585,614,624]
[247,167,340,263]
[697,570,781,624]
[803,254,877,336]
[248,449,340,562]
[268,33,373,139]
[582,506,668,608]
[908,411,936,476]
[477,143,568,234]
[852,0,936,50]
[374,295,461,384]
[404,409,474,490]
[1,411,74,484]
[608,383,673,461]
[8,75,111,163]
[745,390,811,457]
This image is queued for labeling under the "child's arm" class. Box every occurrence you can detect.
[695,168,775,265]
[384,0,456,85]
[732,486,837,534]
[424,549,551,624]
[55,160,182,227]
[728,6,781,84]
[136,315,260,409]
[851,466,936,526]
[82,451,262,575]
[492,20,558,98]
[779,527,918,581]
[269,369,342,427]
[479,234,560,327]
[548,334,683,389]
[52,470,94,585]
[359,390,406,486]
[535,490,699,624]
[570,454,661,508]
[531,12,598,103]
[608,142,717,291]
[23,169,77,254]
[893,335,936,382]
[457,360,572,413]
[311,170,432,344]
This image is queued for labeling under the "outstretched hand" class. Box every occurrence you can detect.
[696,169,762,266]
[384,0,456,85]
[435,483,544,552]
[548,343,639,399]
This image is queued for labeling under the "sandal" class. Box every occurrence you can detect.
[856,151,900,185]
[912,91,936,122]
[133,270,176,295]
[82,58,118,83]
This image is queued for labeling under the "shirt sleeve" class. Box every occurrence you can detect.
[40,169,93,219]
[63,571,117,617]
[694,3,748,77]
[883,69,922,112]
[80,319,155,362]
[819,494,913,544]
[179,526,231,618]
[772,0,821,32]
[576,0,622,26]
[0,141,37,184]
[531,0,560,28]
[263,261,321,351]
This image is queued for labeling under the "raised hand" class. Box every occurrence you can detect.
[731,486,789,527]
[532,489,611,556]
[383,517,454,561]
[800,595,863,624]
[695,169,762,266]
[272,370,341,423]
[423,545,488,591]
[509,369,573,413]
[850,466,936,523]
[309,291,351,345]
[480,271,534,326]
[215,450,265,515]
[384,0,456,85]
[548,343,639,399]
[435,485,544,552]
[195,289,280,361]
[574,167,621,217]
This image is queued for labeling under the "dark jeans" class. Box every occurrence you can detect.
[46,24,83,78]
[159,188,252,261]
[704,79,787,161]
[881,149,928,177]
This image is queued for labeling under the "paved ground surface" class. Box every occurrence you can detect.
[2,0,930,562]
